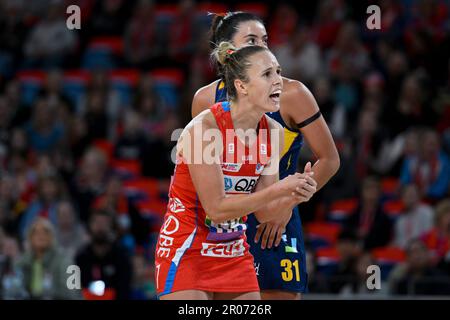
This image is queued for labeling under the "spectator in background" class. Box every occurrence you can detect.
[267,3,299,47]
[311,0,344,50]
[54,200,89,261]
[89,0,128,37]
[0,0,27,76]
[327,21,370,80]
[114,110,146,161]
[169,0,196,63]
[124,0,159,68]
[19,174,65,240]
[394,184,434,248]
[421,199,450,265]
[400,128,450,201]
[274,25,322,85]
[16,217,80,299]
[0,174,23,237]
[0,228,24,299]
[387,74,436,136]
[328,229,362,294]
[83,90,109,141]
[23,1,77,69]
[70,147,108,223]
[130,248,155,300]
[338,252,385,297]
[134,79,165,138]
[75,209,132,300]
[352,108,386,179]
[388,238,450,296]
[24,98,65,154]
[67,116,91,162]
[37,70,73,116]
[345,176,393,250]
[92,175,134,255]
[305,249,329,293]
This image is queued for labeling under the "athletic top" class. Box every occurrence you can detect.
[215,80,304,179]
[171,101,272,242]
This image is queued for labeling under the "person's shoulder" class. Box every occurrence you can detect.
[281,77,311,98]
[192,79,221,116]
[281,77,320,122]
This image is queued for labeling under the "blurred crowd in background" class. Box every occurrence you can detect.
[0,0,450,299]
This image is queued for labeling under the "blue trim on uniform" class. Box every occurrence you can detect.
[221,101,230,112]
[159,197,199,297]
[267,111,298,133]
[215,80,227,103]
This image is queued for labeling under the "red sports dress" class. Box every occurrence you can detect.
[155,101,272,297]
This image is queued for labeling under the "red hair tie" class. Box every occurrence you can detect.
[227,49,235,55]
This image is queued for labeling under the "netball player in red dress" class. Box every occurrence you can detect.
[155,42,317,300]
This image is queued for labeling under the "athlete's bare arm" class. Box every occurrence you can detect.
[281,78,340,189]
[180,112,306,224]
[253,117,316,248]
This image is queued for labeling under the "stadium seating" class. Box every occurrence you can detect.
[316,246,341,276]
[372,246,406,281]
[16,70,46,106]
[327,198,358,224]
[109,69,140,108]
[305,222,342,250]
[63,69,91,112]
[82,37,124,70]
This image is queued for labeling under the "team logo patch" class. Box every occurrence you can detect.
[168,197,185,213]
[222,163,242,172]
[201,239,245,258]
[224,177,233,191]
[255,163,264,174]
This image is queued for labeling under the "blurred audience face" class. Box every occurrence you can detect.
[87,90,106,114]
[123,111,142,136]
[387,51,408,77]
[404,129,420,156]
[356,253,374,279]
[358,109,377,135]
[57,201,76,231]
[104,176,122,200]
[33,99,54,130]
[435,199,450,233]
[10,128,28,153]
[89,212,114,245]
[231,20,268,48]
[406,240,430,272]
[401,184,420,211]
[312,77,331,105]
[38,176,60,203]
[29,218,54,254]
[45,69,63,94]
[419,130,440,159]
[361,177,381,204]
[335,22,358,51]
[80,148,107,182]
